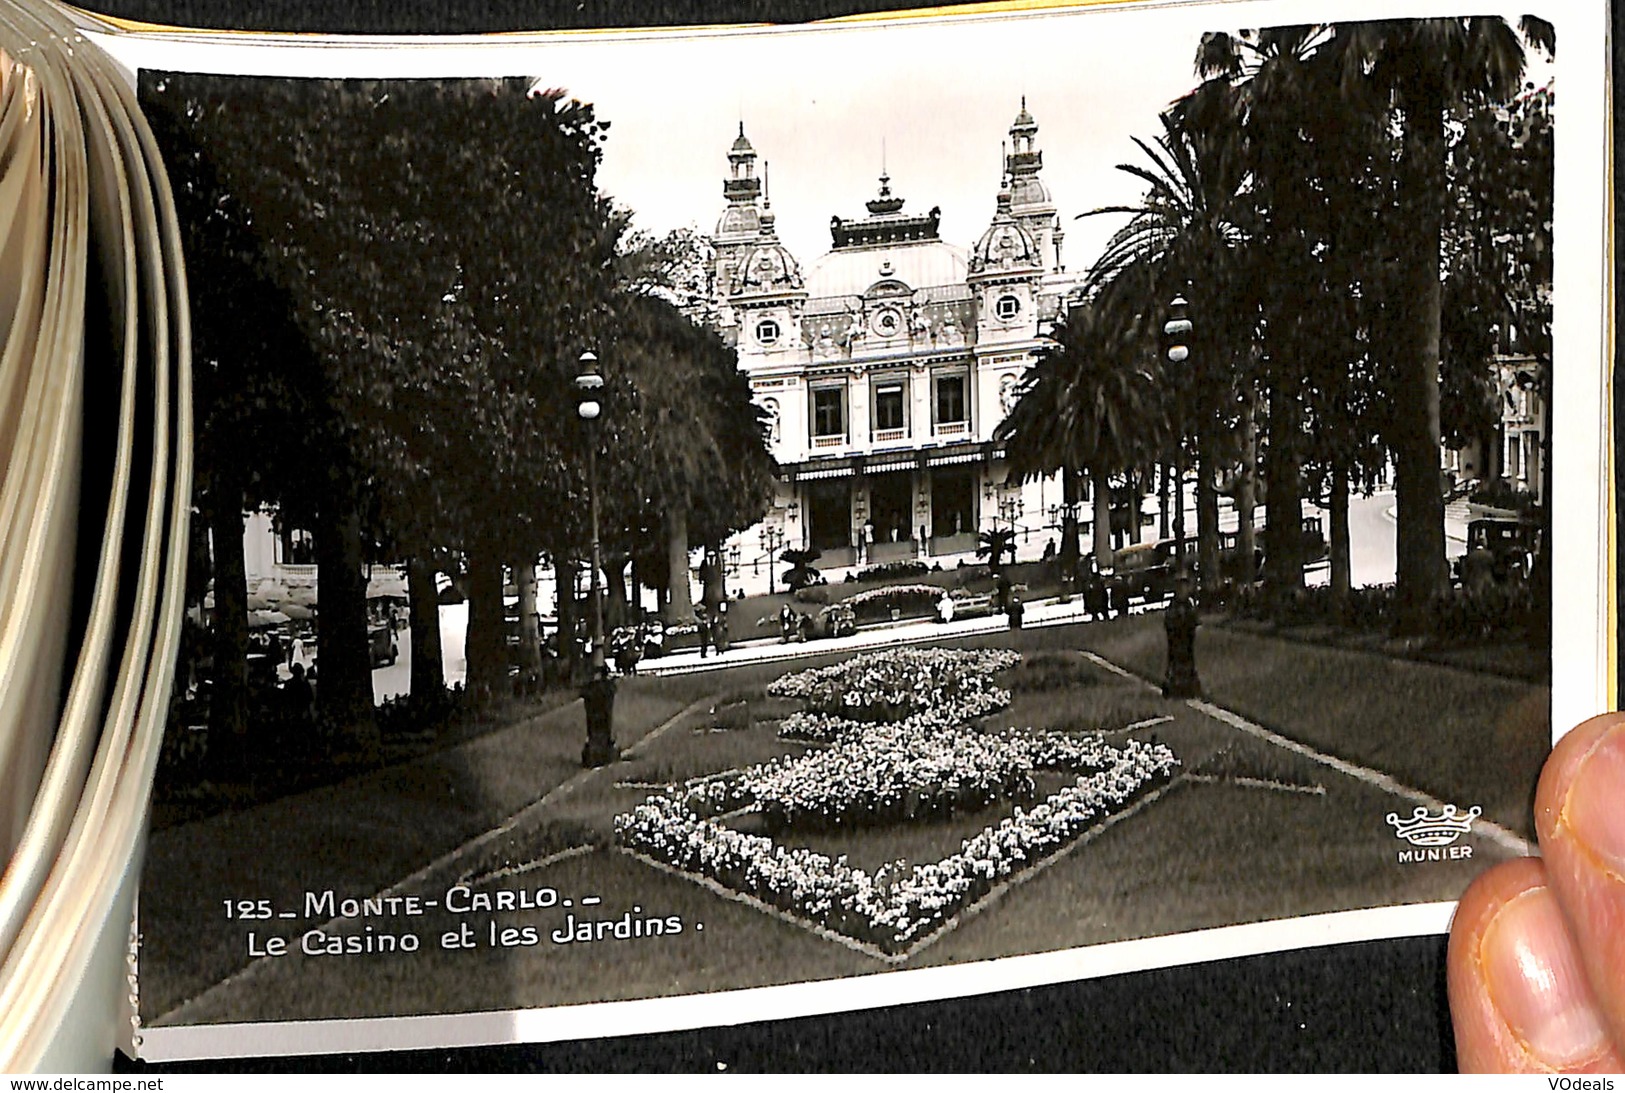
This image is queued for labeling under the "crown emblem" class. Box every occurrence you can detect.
[1386,804,1482,846]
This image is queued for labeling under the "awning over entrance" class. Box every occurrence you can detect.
[779,440,994,483]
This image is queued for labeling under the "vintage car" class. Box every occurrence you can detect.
[367,622,399,668]
[1453,517,1540,584]
[1111,538,1193,603]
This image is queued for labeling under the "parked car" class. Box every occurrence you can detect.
[367,622,398,668]
[1220,516,1327,577]
[1111,538,1191,603]
[1452,517,1540,585]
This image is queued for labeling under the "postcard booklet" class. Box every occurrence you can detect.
[72,0,1615,1062]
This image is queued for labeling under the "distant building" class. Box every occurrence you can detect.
[1443,353,1546,507]
[710,101,1081,576]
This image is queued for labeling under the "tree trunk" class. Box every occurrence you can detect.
[314,481,377,755]
[1196,435,1221,595]
[1127,470,1143,545]
[407,554,444,699]
[665,504,693,623]
[1263,382,1305,602]
[514,557,542,677]
[1091,463,1113,572]
[464,546,505,705]
[554,553,580,681]
[207,482,249,776]
[1392,85,1449,634]
[1329,464,1352,619]
[603,550,630,629]
[1236,393,1259,577]
[1158,462,1171,540]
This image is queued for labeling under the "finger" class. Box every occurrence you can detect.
[1448,857,1623,1072]
[1536,712,1625,1052]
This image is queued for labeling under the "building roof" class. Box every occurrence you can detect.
[805,240,969,298]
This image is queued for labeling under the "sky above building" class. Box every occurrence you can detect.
[528,2,1553,283]
[544,5,1209,276]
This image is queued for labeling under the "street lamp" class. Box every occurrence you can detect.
[1161,295,1202,698]
[1163,295,1193,575]
[575,350,618,767]
[759,524,786,594]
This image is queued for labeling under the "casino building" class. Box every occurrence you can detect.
[710,101,1081,575]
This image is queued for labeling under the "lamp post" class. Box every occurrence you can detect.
[1163,295,1193,575]
[759,524,786,594]
[1161,296,1202,698]
[575,350,618,767]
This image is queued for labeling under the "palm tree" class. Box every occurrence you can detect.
[976,527,1018,575]
[1192,18,1553,630]
[606,292,774,624]
[1078,110,1253,593]
[997,305,1164,573]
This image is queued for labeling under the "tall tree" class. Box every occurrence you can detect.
[1194,18,1552,629]
[997,305,1165,571]
[1080,109,1254,592]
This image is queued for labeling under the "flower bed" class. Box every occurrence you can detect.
[737,721,1040,830]
[616,646,1180,952]
[616,737,1179,953]
[854,559,930,582]
[768,647,1019,725]
[840,583,945,625]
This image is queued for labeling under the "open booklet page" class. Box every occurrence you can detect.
[85,0,1612,1062]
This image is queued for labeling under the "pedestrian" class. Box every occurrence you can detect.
[938,589,956,624]
[1108,576,1128,619]
[283,662,315,724]
[779,603,796,643]
[862,518,875,564]
[695,605,711,658]
[712,601,731,654]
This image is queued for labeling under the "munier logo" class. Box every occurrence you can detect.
[1387,804,1482,863]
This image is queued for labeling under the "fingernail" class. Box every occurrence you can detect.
[1563,725,1625,871]
[1481,887,1610,1068]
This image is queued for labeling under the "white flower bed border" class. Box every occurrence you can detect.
[616,646,1180,953]
[616,740,1178,953]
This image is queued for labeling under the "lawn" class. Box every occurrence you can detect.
[144,616,1546,1027]
[1074,612,1548,836]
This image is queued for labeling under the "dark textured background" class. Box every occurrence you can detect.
[101,0,1620,1072]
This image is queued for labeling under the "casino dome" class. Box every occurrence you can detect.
[715,203,761,238]
[734,210,803,295]
[969,192,1040,274]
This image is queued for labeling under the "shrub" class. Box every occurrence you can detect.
[1469,479,1539,515]
[856,559,929,582]
[841,583,942,624]
[793,585,832,605]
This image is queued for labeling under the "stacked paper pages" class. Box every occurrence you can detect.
[0,0,191,1072]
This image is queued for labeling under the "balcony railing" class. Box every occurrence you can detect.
[933,420,967,437]
[872,427,908,444]
[813,434,846,449]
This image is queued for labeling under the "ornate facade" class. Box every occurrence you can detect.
[711,102,1079,575]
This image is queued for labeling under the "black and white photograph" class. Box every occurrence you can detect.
[103,0,1608,1061]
